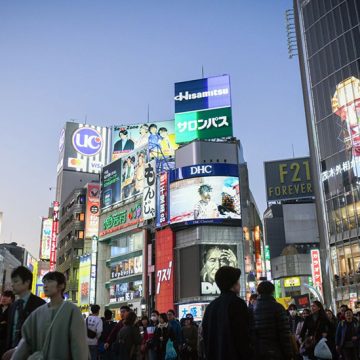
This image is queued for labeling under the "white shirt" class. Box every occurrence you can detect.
[85,315,103,346]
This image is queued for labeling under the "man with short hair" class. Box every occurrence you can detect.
[167,309,182,350]
[11,271,89,360]
[2,266,45,360]
[0,290,15,357]
[114,129,135,152]
[202,266,251,360]
[86,304,103,360]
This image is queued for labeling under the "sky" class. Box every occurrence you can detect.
[0,0,309,257]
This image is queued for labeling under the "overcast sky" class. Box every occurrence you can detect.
[0,0,309,257]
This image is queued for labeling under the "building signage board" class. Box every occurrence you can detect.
[50,201,59,271]
[178,303,208,322]
[254,226,262,279]
[109,280,143,303]
[264,157,314,202]
[142,160,156,220]
[284,277,301,288]
[310,249,323,295]
[111,255,143,279]
[40,218,53,260]
[78,254,91,306]
[85,183,100,239]
[157,172,169,227]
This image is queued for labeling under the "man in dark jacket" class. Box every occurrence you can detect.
[202,266,251,360]
[0,290,15,357]
[253,281,294,360]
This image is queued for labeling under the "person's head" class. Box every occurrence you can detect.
[288,304,297,317]
[159,313,168,324]
[167,309,176,321]
[140,124,149,135]
[124,311,137,326]
[325,309,335,321]
[141,315,149,327]
[345,309,354,322]
[42,271,66,298]
[91,304,100,315]
[11,266,33,295]
[151,310,159,323]
[249,293,258,305]
[104,309,113,321]
[119,129,128,140]
[215,266,241,294]
[1,290,15,305]
[158,127,168,138]
[202,247,235,282]
[340,304,348,314]
[311,301,324,314]
[120,305,131,320]
[198,184,212,202]
[149,124,157,134]
[302,308,311,319]
[184,314,194,326]
[257,281,275,296]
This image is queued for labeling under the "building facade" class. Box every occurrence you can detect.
[295,0,360,308]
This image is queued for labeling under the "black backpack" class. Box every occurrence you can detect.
[86,317,97,339]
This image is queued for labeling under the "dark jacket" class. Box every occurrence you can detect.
[106,319,124,346]
[116,324,142,360]
[300,312,330,344]
[202,291,251,360]
[154,324,176,360]
[336,320,360,348]
[114,139,135,152]
[288,314,302,334]
[252,294,293,360]
[0,305,11,355]
[6,293,45,350]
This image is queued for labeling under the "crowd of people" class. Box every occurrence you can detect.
[1,265,360,359]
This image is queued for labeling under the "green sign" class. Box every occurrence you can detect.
[265,245,271,261]
[175,107,233,144]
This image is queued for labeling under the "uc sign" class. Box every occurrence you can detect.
[264,157,314,202]
[72,128,103,156]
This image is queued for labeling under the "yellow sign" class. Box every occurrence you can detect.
[276,297,293,309]
[284,277,301,288]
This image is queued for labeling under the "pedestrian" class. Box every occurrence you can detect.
[295,308,311,344]
[336,308,360,360]
[337,304,348,322]
[115,310,141,360]
[167,309,182,351]
[10,271,90,360]
[99,309,116,360]
[86,304,103,360]
[147,311,160,360]
[0,290,15,358]
[104,305,131,353]
[248,293,258,312]
[288,304,302,335]
[180,314,198,360]
[202,266,251,360]
[139,315,150,360]
[2,266,45,360]
[153,313,176,360]
[300,301,332,360]
[197,319,205,360]
[252,281,294,360]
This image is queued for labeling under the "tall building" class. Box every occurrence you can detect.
[295,0,360,308]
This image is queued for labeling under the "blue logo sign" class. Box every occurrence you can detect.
[72,127,102,156]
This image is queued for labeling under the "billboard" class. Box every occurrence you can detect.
[111,255,143,279]
[200,244,238,295]
[40,218,53,260]
[157,172,169,227]
[78,254,91,306]
[142,161,156,220]
[109,280,143,303]
[178,303,208,322]
[264,157,314,202]
[50,201,59,271]
[85,183,100,239]
[169,164,240,225]
[101,158,122,208]
[310,249,323,296]
[155,228,175,313]
[57,122,109,174]
[175,107,233,144]
[174,75,231,114]
[111,121,179,161]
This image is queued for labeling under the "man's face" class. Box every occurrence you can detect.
[160,130,168,138]
[0,295,12,306]
[120,309,129,320]
[341,306,347,314]
[167,312,174,321]
[231,280,241,295]
[200,191,211,203]
[120,133,127,140]
[150,127,157,134]
[43,279,63,298]
[140,127,148,135]
[11,276,30,295]
[205,248,224,282]
[345,310,353,322]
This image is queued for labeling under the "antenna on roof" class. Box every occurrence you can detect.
[147,104,150,123]
[201,65,205,78]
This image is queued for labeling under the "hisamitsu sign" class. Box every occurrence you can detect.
[264,157,314,202]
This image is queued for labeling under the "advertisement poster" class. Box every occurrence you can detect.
[200,245,238,295]
[111,255,143,279]
[40,218,53,260]
[109,280,143,303]
[142,160,156,220]
[101,158,122,209]
[85,183,100,239]
[178,303,208,322]
[170,176,240,225]
[311,249,323,296]
[157,172,169,227]
[50,201,59,271]
[78,254,91,306]
[111,121,178,161]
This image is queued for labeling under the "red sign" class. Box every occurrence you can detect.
[157,172,168,227]
[85,183,100,239]
[155,228,175,313]
[50,201,60,271]
[254,226,262,278]
[311,249,323,293]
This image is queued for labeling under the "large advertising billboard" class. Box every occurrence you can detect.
[169,164,240,226]
[109,280,143,303]
[78,254,91,306]
[142,161,156,220]
[57,122,110,174]
[200,244,238,295]
[85,183,100,239]
[111,255,143,279]
[50,201,59,271]
[155,228,175,313]
[156,172,169,227]
[111,121,179,161]
[40,218,53,260]
[264,157,314,202]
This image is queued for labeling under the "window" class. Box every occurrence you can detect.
[77,230,84,239]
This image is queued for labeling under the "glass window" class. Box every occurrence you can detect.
[347,0,359,27]
[339,2,351,32]
[79,213,85,221]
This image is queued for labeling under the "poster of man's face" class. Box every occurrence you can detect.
[200,244,238,295]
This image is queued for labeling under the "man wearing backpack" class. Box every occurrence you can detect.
[86,304,103,360]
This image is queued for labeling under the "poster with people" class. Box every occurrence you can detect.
[112,121,178,161]
[169,176,241,225]
[200,245,238,295]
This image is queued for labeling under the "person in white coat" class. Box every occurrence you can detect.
[86,304,103,360]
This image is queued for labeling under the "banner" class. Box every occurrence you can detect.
[142,161,156,220]
[40,218,53,260]
[85,183,100,239]
[78,254,91,306]
[311,249,323,295]
[157,172,169,227]
[111,255,143,279]
[109,280,143,303]
[50,201,60,271]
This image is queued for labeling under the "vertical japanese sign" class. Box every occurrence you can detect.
[90,236,97,305]
[78,254,91,306]
[50,201,60,271]
[142,160,156,220]
[157,172,169,227]
[40,218,53,260]
[310,249,323,295]
[85,183,100,238]
[254,226,262,279]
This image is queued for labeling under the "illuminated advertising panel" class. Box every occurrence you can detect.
[85,183,100,239]
[283,277,301,288]
[174,75,231,114]
[178,303,208,322]
[311,249,323,295]
[264,157,313,202]
[254,226,262,279]
[169,164,240,226]
[78,254,91,306]
[57,122,109,174]
[109,280,143,303]
[175,107,233,144]
[156,172,169,227]
[101,158,122,209]
[142,160,156,220]
[40,218,53,260]
[50,201,59,271]
[155,228,175,313]
[111,121,178,161]
[111,255,143,279]
[200,244,238,295]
